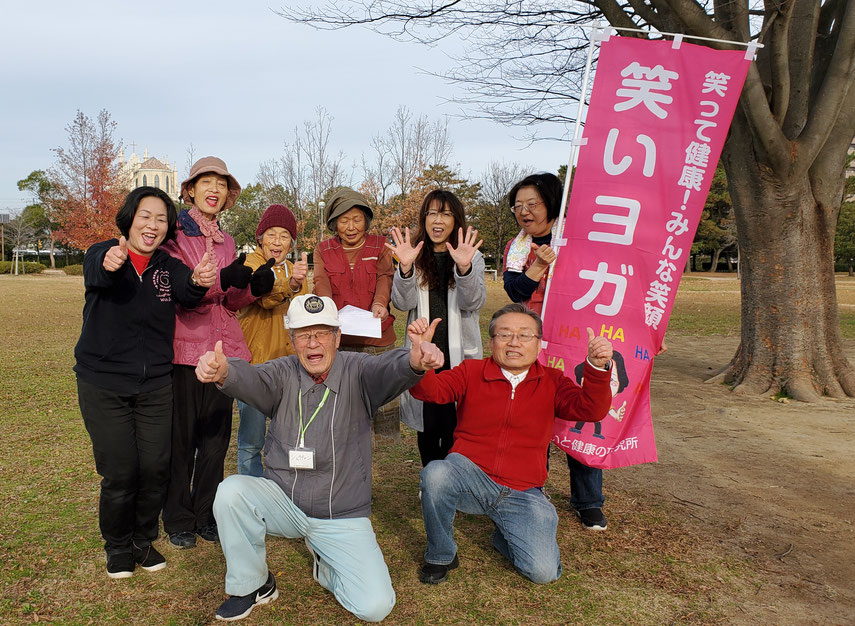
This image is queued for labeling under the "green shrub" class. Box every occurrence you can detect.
[62,264,84,276]
[0,261,46,274]
[23,262,46,274]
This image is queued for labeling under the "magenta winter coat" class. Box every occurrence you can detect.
[161,212,253,365]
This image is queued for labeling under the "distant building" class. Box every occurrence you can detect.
[119,148,180,203]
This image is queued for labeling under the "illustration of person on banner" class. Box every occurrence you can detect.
[535,34,750,530]
[570,350,630,439]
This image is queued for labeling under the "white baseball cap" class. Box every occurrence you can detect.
[286,295,341,330]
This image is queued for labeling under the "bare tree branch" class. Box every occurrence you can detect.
[779,0,816,138]
[767,2,792,124]
[795,0,855,168]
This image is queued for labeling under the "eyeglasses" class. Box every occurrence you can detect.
[511,201,544,215]
[292,329,336,345]
[491,331,540,343]
[426,210,454,220]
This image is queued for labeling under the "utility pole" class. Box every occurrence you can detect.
[0,213,9,261]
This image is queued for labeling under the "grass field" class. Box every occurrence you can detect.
[0,272,851,624]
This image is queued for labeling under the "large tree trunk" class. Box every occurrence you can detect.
[719,114,855,401]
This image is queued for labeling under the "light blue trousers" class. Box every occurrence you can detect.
[213,475,395,623]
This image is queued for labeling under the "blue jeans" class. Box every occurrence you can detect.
[420,453,561,584]
[237,400,267,477]
[214,475,395,622]
[566,454,604,510]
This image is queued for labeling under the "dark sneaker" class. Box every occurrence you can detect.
[305,538,320,583]
[168,531,197,549]
[215,572,278,621]
[106,552,134,579]
[577,507,608,531]
[418,554,459,584]
[197,523,219,543]
[133,543,166,572]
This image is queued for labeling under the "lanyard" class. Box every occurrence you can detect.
[297,386,330,447]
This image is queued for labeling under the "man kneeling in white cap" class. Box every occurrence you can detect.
[196,294,444,622]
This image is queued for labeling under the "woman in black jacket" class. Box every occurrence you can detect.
[74,186,216,578]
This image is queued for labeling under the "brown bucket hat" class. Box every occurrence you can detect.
[180,156,242,210]
[324,188,374,231]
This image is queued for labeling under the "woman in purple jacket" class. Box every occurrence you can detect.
[160,157,275,549]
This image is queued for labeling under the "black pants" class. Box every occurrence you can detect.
[417,401,458,467]
[77,377,172,555]
[162,365,233,534]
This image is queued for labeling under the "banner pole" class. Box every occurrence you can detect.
[539,22,601,339]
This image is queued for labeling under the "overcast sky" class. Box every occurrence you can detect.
[0,1,577,212]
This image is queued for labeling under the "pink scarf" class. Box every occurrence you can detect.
[188,207,224,265]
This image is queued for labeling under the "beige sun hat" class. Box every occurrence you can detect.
[180,156,241,210]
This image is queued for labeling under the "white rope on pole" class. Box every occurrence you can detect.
[575,22,763,50]
[536,21,759,349]
[538,21,601,345]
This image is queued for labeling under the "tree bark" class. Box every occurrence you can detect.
[720,112,855,401]
[710,248,722,273]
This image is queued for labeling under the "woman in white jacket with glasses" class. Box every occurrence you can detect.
[388,190,486,466]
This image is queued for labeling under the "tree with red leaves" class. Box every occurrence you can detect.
[50,110,129,251]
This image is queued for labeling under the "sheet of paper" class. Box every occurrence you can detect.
[337,305,382,338]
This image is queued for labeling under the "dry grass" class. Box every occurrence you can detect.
[1,272,850,624]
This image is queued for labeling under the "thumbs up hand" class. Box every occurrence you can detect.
[407,317,444,371]
[250,258,276,297]
[220,252,252,291]
[586,326,613,370]
[103,236,129,272]
[192,252,217,288]
[196,340,229,384]
[291,251,308,287]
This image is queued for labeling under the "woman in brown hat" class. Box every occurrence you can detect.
[235,204,309,476]
[160,156,275,549]
[312,188,400,431]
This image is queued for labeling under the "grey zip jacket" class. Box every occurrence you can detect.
[221,347,422,519]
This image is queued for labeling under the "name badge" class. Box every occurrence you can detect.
[289,447,316,470]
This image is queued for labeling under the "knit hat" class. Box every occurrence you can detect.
[180,156,241,210]
[324,188,373,231]
[286,295,341,329]
[255,204,297,243]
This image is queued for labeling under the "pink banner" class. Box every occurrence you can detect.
[543,36,750,468]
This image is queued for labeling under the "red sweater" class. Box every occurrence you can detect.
[410,358,611,491]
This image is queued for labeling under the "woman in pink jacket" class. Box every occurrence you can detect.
[161,157,272,549]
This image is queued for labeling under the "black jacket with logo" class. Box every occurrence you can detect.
[74,238,208,394]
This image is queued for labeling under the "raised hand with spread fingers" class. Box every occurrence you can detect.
[446,226,483,275]
[385,227,423,276]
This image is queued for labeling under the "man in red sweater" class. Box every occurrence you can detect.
[409,302,614,584]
